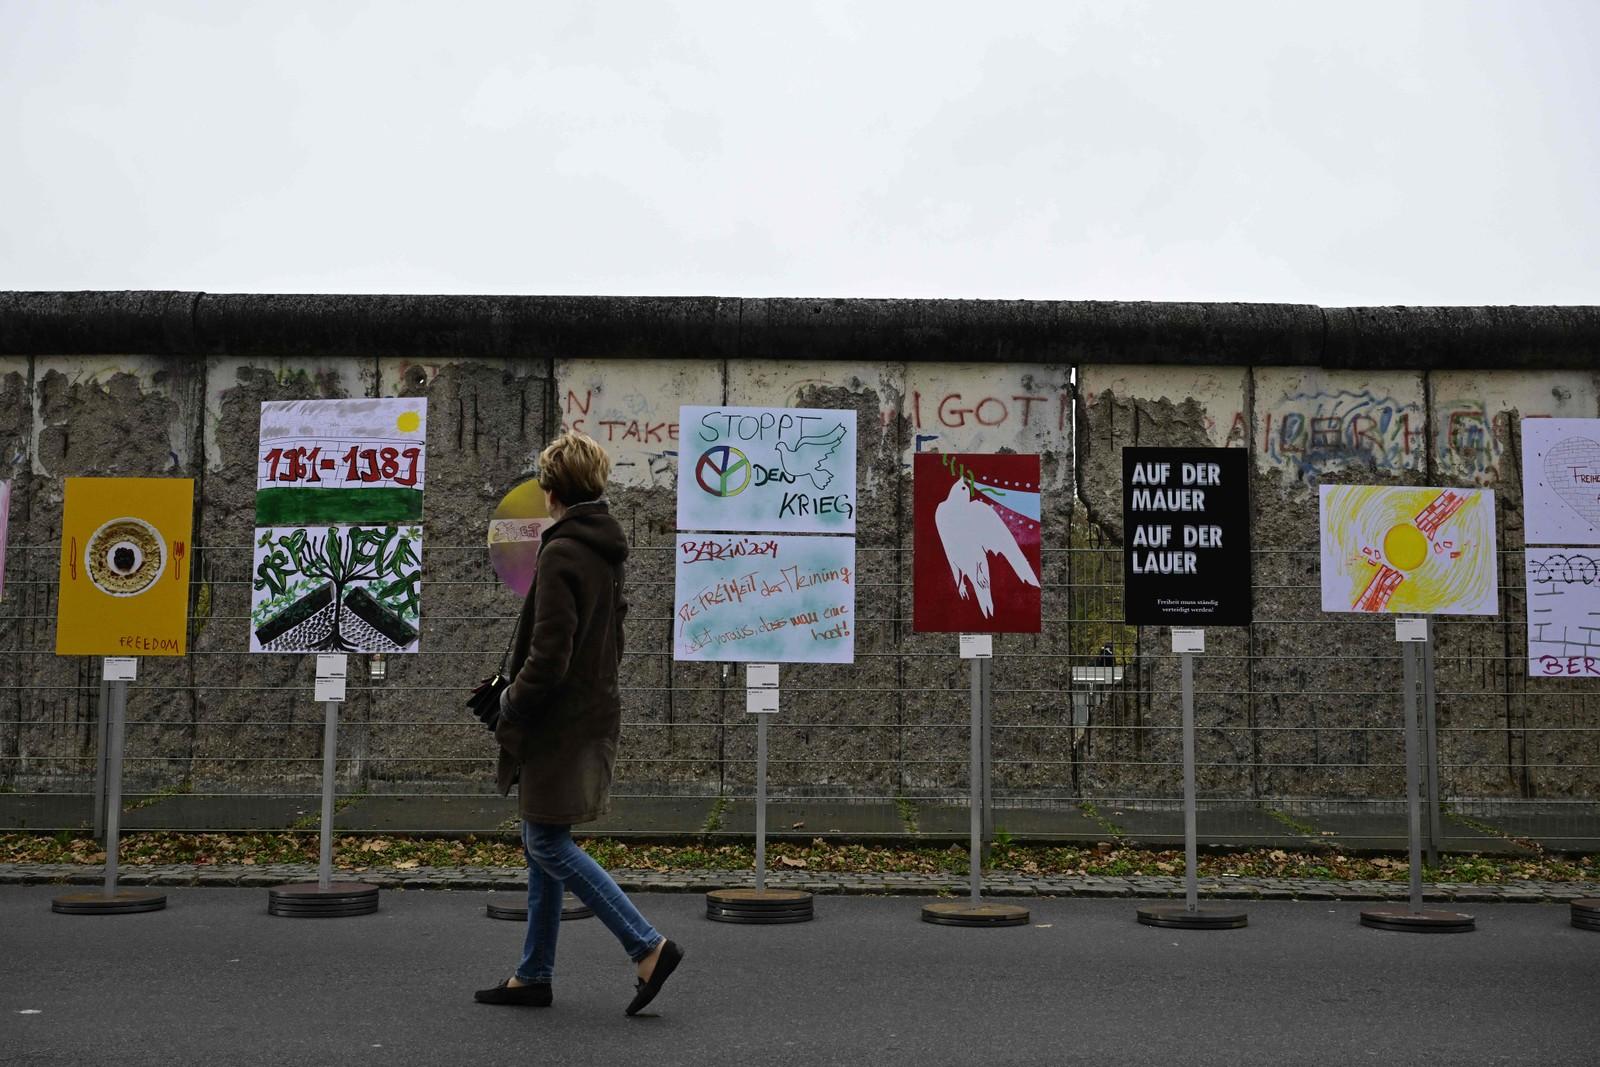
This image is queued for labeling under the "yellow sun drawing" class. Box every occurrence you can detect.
[1382,522,1428,571]
[1319,484,1498,616]
[396,410,422,434]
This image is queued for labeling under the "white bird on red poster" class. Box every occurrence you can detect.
[934,478,1040,618]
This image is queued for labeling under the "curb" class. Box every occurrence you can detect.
[2,863,1595,904]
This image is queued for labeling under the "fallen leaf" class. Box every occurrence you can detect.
[791,821,805,829]
[778,856,808,868]
[394,859,420,870]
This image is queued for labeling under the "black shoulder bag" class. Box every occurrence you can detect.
[467,622,521,731]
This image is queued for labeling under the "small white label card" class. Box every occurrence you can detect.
[1172,628,1205,654]
[315,653,349,702]
[959,634,994,659]
[1394,617,1428,643]
[746,688,780,714]
[103,657,138,681]
[745,662,779,714]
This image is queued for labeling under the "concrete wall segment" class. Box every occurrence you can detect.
[4,296,1600,809]
[7,291,1600,369]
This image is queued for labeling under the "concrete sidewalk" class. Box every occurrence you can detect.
[5,791,1599,852]
[3,888,1597,1067]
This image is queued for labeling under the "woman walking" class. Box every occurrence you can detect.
[477,430,684,1014]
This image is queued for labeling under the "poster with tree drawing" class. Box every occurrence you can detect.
[251,398,426,653]
[251,524,421,653]
[1521,418,1600,545]
[1319,484,1498,616]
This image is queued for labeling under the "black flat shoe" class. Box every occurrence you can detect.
[475,978,552,1007]
[625,940,684,1016]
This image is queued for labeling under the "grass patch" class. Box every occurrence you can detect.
[121,780,193,814]
[1079,801,1123,839]
[894,795,919,834]
[289,791,363,831]
[1264,808,1318,837]
[701,795,729,834]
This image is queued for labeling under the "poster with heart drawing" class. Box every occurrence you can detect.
[1522,418,1600,545]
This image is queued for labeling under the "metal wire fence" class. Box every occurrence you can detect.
[2,529,1597,848]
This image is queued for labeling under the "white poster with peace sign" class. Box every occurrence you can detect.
[676,405,857,534]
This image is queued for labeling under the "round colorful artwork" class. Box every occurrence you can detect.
[487,480,551,596]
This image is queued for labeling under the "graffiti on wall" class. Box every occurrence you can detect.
[1262,389,1426,478]
[557,361,1073,488]
[556,360,722,488]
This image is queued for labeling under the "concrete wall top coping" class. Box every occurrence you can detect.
[2,291,1597,369]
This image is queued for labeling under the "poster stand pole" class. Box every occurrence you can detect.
[53,665,166,914]
[1183,650,1198,914]
[979,656,994,862]
[969,655,982,902]
[1361,621,1473,933]
[317,700,338,892]
[755,713,768,893]
[269,660,378,918]
[1421,616,1442,866]
[92,675,109,845]
[1137,634,1246,930]
[706,663,812,924]
[922,638,1028,928]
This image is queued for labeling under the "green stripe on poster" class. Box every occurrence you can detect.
[255,487,423,525]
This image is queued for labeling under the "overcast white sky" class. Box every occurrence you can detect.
[2,1,1596,304]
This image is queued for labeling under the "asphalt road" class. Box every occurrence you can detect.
[2,887,1596,1066]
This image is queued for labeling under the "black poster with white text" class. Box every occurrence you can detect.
[1121,447,1251,626]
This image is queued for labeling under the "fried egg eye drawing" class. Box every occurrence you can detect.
[85,517,166,596]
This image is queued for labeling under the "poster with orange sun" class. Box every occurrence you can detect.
[1319,485,1498,615]
[250,398,426,653]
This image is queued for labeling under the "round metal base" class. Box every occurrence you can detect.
[484,894,593,921]
[920,901,1030,927]
[1359,906,1475,933]
[706,887,814,925]
[1136,904,1248,930]
[268,882,380,918]
[51,889,167,915]
[1571,899,1600,932]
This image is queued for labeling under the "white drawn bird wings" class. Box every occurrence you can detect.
[933,479,1040,618]
[776,423,847,490]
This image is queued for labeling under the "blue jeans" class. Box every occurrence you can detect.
[516,821,663,984]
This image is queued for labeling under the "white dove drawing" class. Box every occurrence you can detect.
[775,423,847,491]
[934,478,1040,618]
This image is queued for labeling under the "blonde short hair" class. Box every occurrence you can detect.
[538,430,612,505]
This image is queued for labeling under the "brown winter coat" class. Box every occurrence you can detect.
[495,501,628,824]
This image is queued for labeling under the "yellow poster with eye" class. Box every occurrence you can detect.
[56,477,195,656]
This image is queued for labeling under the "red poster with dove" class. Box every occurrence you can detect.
[913,453,1042,633]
